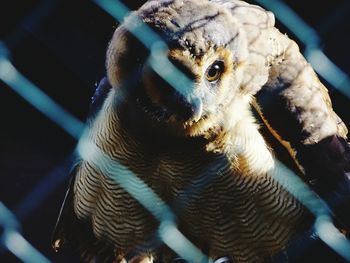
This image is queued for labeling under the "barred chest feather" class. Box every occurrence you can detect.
[73,92,311,262]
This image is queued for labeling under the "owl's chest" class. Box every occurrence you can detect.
[74,138,235,244]
[75,128,309,259]
[145,148,229,195]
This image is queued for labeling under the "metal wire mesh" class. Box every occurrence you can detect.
[1,0,350,262]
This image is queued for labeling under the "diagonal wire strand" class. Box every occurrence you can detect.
[256,0,350,99]
[0,44,85,140]
[0,203,51,263]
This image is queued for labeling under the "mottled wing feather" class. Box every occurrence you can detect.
[211,0,347,143]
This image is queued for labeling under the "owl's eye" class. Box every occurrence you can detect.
[205,60,224,83]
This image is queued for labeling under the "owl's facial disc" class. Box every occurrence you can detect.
[134,51,230,138]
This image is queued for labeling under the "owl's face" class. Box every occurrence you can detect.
[107,0,250,137]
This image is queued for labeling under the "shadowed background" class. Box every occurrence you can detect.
[0,0,349,262]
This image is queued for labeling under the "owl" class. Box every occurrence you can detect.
[52,0,350,262]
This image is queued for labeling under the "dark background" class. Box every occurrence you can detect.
[0,0,349,262]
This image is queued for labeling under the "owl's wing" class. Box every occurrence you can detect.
[51,78,115,261]
[212,0,350,228]
[209,0,348,141]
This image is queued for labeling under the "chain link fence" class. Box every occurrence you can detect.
[1,0,350,262]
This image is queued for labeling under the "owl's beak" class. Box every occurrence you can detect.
[190,97,203,122]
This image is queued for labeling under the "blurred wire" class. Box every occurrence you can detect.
[0,43,84,139]
[256,0,350,99]
[0,203,51,263]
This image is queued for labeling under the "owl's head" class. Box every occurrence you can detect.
[107,0,255,138]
